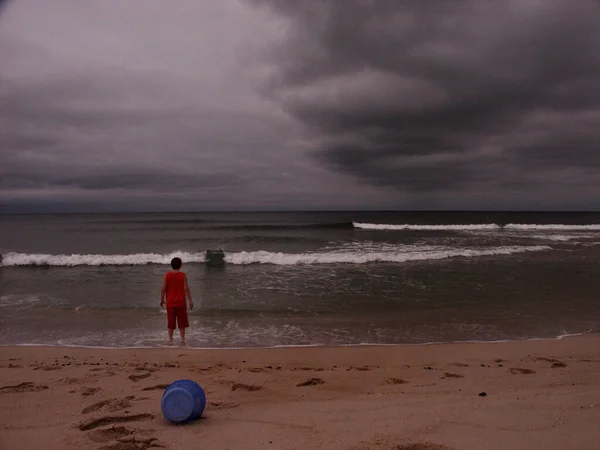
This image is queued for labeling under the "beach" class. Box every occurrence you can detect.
[2,212,600,449]
[1,335,599,450]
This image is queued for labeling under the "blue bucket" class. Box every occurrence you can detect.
[161,379,207,423]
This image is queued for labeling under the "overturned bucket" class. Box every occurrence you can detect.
[161,379,207,423]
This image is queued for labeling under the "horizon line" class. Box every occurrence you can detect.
[1,209,600,216]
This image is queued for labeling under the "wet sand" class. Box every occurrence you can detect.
[1,335,599,450]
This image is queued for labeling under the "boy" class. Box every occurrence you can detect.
[160,257,194,345]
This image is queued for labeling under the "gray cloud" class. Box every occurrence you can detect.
[251,0,600,198]
[2,0,600,212]
[2,0,403,213]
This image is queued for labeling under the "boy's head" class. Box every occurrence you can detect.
[170,257,182,270]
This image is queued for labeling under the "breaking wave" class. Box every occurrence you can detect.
[2,251,206,267]
[225,246,549,265]
[353,222,600,231]
[1,245,551,267]
[353,222,500,231]
[503,224,600,231]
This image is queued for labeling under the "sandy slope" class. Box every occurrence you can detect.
[1,336,599,450]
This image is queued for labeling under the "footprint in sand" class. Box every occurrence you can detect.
[242,367,271,373]
[87,425,133,443]
[101,435,163,450]
[78,413,155,431]
[81,387,102,396]
[134,365,158,373]
[194,363,231,373]
[385,378,409,385]
[209,401,240,410]
[395,443,455,450]
[297,378,325,387]
[509,368,536,375]
[128,372,152,382]
[441,372,464,379]
[231,383,263,392]
[31,364,62,371]
[534,357,567,368]
[141,384,170,391]
[60,377,85,385]
[82,396,136,414]
[357,435,454,450]
[0,382,49,393]
[292,367,325,372]
[86,425,162,449]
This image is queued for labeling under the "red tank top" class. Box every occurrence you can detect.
[165,271,186,307]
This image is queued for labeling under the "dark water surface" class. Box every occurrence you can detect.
[1,211,599,347]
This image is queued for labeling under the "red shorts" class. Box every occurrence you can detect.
[166,306,189,329]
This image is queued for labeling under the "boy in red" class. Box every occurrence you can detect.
[160,257,194,345]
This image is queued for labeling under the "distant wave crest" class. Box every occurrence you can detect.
[353,222,500,231]
[504,224,600,231]
[353,222,600,231]
[2,245,551,267]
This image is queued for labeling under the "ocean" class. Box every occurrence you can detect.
[1,211,599,349]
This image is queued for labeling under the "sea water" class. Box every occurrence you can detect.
[1,211,599,348]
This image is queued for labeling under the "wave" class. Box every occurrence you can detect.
[503,224,600,231]
[353,222,500,231]
[225,246,550,265]
[529,235,574,242]
[1,245,550,267]
[209,222,354,231]
[353,222,600,231]
[1,251,206,267]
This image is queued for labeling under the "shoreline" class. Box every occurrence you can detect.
[2,330,596,351]
[2,335,600,449]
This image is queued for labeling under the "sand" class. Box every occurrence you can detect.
[1,336,599,450]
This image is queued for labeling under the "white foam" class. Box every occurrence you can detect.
[0,294,45,308]
[353,222,501,231]
[556,329,593,340]
[353,222,600,232]
[504,224,600,231]
[1,244,551,267]
[1,251,205,267]
[528,234,582,242]
[225,245,550,265]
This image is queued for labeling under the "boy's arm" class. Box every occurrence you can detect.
[160,275,166,307]
[185,274,193,309]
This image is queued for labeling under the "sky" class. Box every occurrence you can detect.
[1,0,599,213]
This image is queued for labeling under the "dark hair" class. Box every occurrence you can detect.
[171,257,182,270]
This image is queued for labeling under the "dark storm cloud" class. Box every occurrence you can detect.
[251,0,600,193]
[0,72,261,196]
[3,0,599,212]
[3,1,371,213]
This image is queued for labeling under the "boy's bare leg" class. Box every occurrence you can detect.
[179,328,186,345]
[168,329,174,345]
